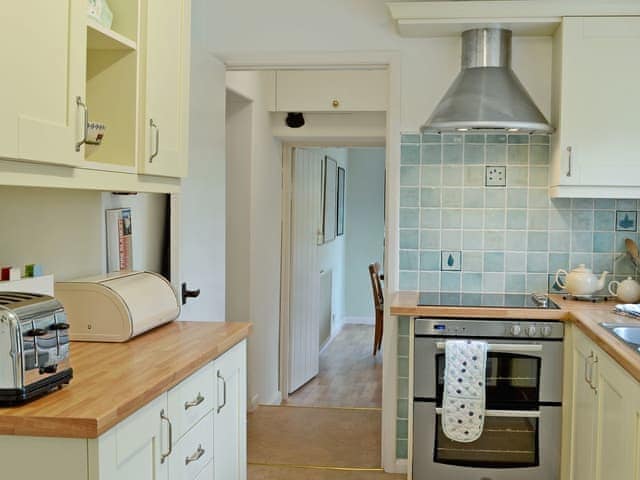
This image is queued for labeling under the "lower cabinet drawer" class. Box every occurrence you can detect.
[168,362,215,442]
[169,412,214,480]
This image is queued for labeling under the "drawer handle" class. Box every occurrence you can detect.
[185,444,205,466]
[184,392,205,410]
[160,409,173,463]
[217,370,227,414]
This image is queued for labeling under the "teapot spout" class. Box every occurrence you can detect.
[597,271,609,290]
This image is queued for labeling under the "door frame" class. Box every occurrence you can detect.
[226,52,403,473]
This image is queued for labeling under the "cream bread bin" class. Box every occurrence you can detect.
[55,271,180,342]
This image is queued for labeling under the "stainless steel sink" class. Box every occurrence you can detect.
[601,323,640,348]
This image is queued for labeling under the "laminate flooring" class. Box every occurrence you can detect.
[285,324,383,408]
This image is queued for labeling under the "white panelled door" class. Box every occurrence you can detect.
[289,148,322,393]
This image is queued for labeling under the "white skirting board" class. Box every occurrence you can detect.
[343,316,375,325]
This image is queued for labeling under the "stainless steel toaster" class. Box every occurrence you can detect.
[0,292,73,405]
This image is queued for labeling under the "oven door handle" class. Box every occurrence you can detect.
[435,408,541,418]
[435,342,543,353]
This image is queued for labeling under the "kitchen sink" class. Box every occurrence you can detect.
[601,323,640,348]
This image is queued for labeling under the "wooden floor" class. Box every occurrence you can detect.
[285,324,383,408]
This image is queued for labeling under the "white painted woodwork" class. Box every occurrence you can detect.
[275,70,388,112]
[214,341,248,480]
[90,394,168,480]
[289,148,322,393]
[168,363,215,442]
[551,17,640,197]
[0,1,85,167]
[141,0,191,177]
[568,329,640,480]
[168,412,214,480]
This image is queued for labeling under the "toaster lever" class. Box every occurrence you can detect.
[50,323,70,331]
[26,328,47,337]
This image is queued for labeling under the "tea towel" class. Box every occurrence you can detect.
[442,340,487,443]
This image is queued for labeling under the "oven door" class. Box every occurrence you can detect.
[413,401,561,480]
[414,337,563,405]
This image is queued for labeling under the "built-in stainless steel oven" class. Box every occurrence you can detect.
[413,318,564,480]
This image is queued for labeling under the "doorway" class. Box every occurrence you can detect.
[283,145,386,409]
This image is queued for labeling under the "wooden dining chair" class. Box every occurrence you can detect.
[368,262,384,356]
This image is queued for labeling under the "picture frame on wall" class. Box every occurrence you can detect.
[322,156,338,243]
[337,166,345,236]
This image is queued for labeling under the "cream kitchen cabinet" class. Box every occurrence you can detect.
[274,70,388,112]
[568,329,640,480]
[550,17,640,197]
[0,1,85,167]
[140,0,191,178]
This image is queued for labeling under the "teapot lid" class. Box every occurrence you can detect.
[573,264,592,273]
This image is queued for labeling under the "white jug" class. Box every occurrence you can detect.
[608,277,640,303]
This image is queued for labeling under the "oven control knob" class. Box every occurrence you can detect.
[510,325,522,336]
[541,326,552,337]
[526,326,537,337]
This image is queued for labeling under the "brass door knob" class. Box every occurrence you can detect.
[332,99,340,108]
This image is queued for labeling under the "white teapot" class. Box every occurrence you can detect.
[555,265,609,297]
[608,277,640,303]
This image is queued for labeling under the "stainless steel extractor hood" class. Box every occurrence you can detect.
[422,28,554,133]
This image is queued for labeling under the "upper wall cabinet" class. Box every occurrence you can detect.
[550,17,640,198]
[139,0,191,178]
[274,70,388,113]
[0,1,85,167]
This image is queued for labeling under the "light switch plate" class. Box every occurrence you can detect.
[485,166,506,187]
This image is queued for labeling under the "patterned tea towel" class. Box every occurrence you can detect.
[442,340,488,443]
[616,303,640,319]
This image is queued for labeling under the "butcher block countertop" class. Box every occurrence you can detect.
[391,291,640,383]
[0,321,251,439]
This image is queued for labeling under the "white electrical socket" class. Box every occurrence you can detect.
[485,166,506,187]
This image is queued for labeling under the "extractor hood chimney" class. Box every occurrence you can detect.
[422,28,553,134]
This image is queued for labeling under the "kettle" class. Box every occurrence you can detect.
[555,265,609,297]
[608,277,640,303]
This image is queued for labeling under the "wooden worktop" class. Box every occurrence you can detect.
[0,321,251,439]
[391,291,640,383]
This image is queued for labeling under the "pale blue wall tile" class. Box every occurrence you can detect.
[400,250,419,270]
[421,188,441,207]
[593,232,614,252]
[595,199,616,210]
[484,252,505,272]
[441,272,461,291]
[463,252,483,272]
[401,144,419,165]
[420,272,440,290]
[421,144,442,164]
[506,251,526,272]
[442,230,462,250]
[527,274,548,292]
[485,209,506,229]
[571,253,593,268]
[506,274,526,292]
[594,254,614,273]
[421,209,441,228]
[572,210,595,231]
[506,231,527,252]
[528,232,549,251]
[485,230,505,250]
[421,230,441,249]
[443,144,463,164]
[486,134,507,144]
[549,210,571,230]
[572,232,593,252]
[508,134,530,144]
[442,166,464,186]
[507,145,528,164]
[507,188,528,208]
[549,253,570,272]
[527,252,548,273]
[530,145,550,165]
[400,230,419,249]
[464,144,484,164]
[398,317,410,335]
[462,273,482,291]
[464,209,484,229]
[400,187,419,207]
[531,135,550,145]
[421,165,442,186]
[397,398,409,419]
[464,188,485,208]
[552,198,571,209]
[573,198,594,209]
[399,271,418,290]
[507,166,528,186]
[442,188,463,208]
[401,134,420,144]
[442,209,462,228]
[420,250,440,271]
[529,167,548,187]
[595,210,615,231]
[486,144,506,164]
[442,134,463,144]
[463,231,484,250]
[396,439,408,459]
[400,166,419,186]
[465,134,485,144]
[483,273,505,291]
[529,189,549,208]
[507,209,527,229]
[464,166,485,186]
[422,133,441,143]
[486,189,506,208]
[400,208,419,228]
[617,199,637,210]
[397,419,409,439]
[528,210,549,230]
[549,231,571,252]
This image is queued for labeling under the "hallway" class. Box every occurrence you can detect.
[248,325,404,479]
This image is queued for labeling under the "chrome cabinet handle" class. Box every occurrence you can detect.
[584,352,593,386]
[566,146,573,177]
[149,119,160,162]
[185,444,205,466]
[217,370,227,414]
[160,409,173,463]
[184,392,205,410]
[590,355,599,393]
[75,96,88,152]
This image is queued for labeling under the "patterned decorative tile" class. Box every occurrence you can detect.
[616,210,637,232]
[441,250,462,271]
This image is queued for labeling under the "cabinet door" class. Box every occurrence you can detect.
[141,0,191,177]
[554,17,640,187]
[214,340,247,480]
[92,394,169,480]
[275,70,388,112]
[570,333,598,480]
[0,1,85,166]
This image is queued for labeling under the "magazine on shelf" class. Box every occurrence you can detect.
[106,208,133,272]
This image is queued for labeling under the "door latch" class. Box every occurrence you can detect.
[181,282,201,305]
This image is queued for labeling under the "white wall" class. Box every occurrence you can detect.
[344,148,386,320]
[0,187,166,281]
[226,71,283,406]
[316,148,348,336]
